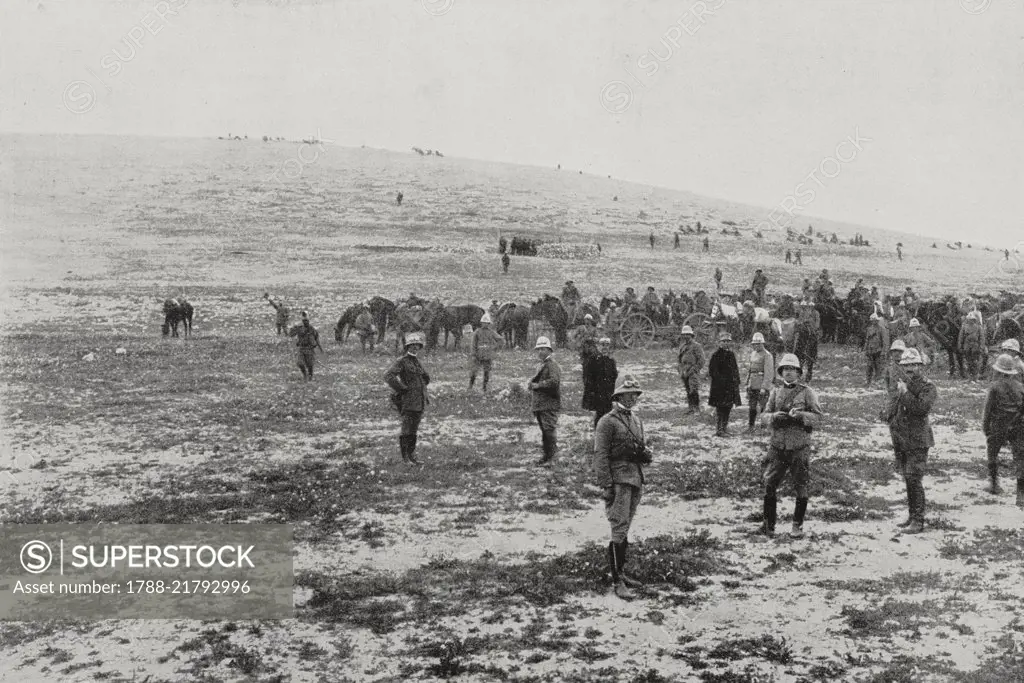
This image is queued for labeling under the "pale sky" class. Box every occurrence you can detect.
[2,0,1022,244]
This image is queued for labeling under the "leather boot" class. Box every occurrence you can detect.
[536,434,553,467]
[987,462,1002,494]
[399,436,410,462]
[791,497,808,538]
[619,540,644,588]
[901,483,925,534]
[407,434,420,465]
[760,494,777,537]
[611,542,636,600]
[896,484,912,527]
[482,371,490,392]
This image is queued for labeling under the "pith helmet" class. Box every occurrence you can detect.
[1000,338,1021,353]
[480,313,492,324]
[777,353,802,375]
[909,318,920,328]
[404,331,425,347]
[534,336,553,350]
[584,314,593,320]
[751,332,765,344]
[612,375,643,398]
[598,337,612,345]
[680,325,694,335]
[718,332,733,342]
[992,353,1020,375]
[890,339,907,352]
[899,348,924,365]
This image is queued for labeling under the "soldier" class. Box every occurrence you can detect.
[623,287,638,310]
[751,269,768,305]
[801,278,813,298]
[264,293,290,335]
[883,348,936,533]
[745,333,775,433]
[864,314,890,386]
[794,249,803,265]
[469,313,504,392]
[785,249,792,264]
[604,303,621,346]
[353,302,376,354]
[674,232,680,249]
[582,337,618,427]
[562,280,581,325]
[649,231,656,249]
[640,286,660,317]
[902,318,935,366]
[896,245,903,261]
[759,353,824,538]
[575,314,600,359]
[594,375,650,600]
[708,332,742,437]
[384,331,430,465]
[677,325,705,415]
[714,267,723,292]
[501,252,511,273]
[289,311,323,380]
[958,312,986,380]
[884,340,908,397]
[702,236,710,253]
[999,339,1024,378]
[530,336,562,467]
[982,354,1024,501]
[488,300,501,321]
[396,191,403,206]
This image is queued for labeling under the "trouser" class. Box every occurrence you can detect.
[469,358,493,389]
[986,428,1024,481]
[895,447,928,524]
[763,445,811,531]
[358,331,374,352]
[715,406,733,433]
[535,410,559,462]
[605,483,642,544]
[964,351,984,379]
[865,353,884,384]
[747,389,768,427]
[297,348,315,378]
[399,410,423,459]
[682,375,701,410]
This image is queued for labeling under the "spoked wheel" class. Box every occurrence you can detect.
[619,313,656,349]
[684,312,716,349]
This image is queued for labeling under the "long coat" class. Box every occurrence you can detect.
[582,354,617,412]
[885,373,936,450]
[708,348,742,407]
[384,354,430,412]
[530,356,562,412]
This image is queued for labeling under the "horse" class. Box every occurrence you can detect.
[710,300,744,341]
[430,304,485,350]
[792,318,819,382]
[917,299,966,378]
[335,303,366,343]
[495,302,530,349]
[391,301,439,353]
[368,296,396,344]
[161,298,193,337]
[816,298,845,344]
[530,295,571,348]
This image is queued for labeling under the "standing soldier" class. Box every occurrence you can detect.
[982,354,1024,501]
[529,336,562,467]
[289,311,323,380]
[896,245,903,261]
[708,332,742,437]
[759,354,824,538]
[562,280,582,326]
[396,191,403,206]
[677,325,705,415]
[384,331,430,465]
[958,311,986,380]
[794,249,803,265]
[745,333,775,433]
[714,267,723,292]
[902,318,935,366]
[998,339,1024,377]
[785,249,792,264]
[623,287,638,311]
[469,313,504,392]
[640,287,660,318]
[264,293,290,335]
[674,232,680,249]
[882,348,936,533]
[488,300,501,321]
[501,251,511,273]
[604,303,621,346]
[864,314,890,386]
[702,236,710,253]
[582,337,618,427]
[593,375,650,601]
[353,302,377,354]
[751,269,768,305]
[649,231,656,249]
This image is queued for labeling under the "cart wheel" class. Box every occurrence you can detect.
[619,313,656,349]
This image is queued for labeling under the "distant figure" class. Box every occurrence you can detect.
[1006,249,1012,261]
[597,243,602,254]
[785,249,792,264]
[896,245,903,261]
[289,311,323,380]
[264,293,290,335]
[714,267,723,292]
[794,249,803,265]
[674,233,680,250]
[751,269,768,305]
[499,236,507,254]
[702,236,710,253]
[501,252,511,273]
[649,232,655,249]
[396,191,403,206]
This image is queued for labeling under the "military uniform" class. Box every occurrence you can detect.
[530,352,562,464]
[269,299,290,335]
[958,318,986,379]
[582,351,617,427]
[884,369,936,530]
[677,339,706,413]
[982,372,1024,497]
[708,346,742,436]
[384,350,431,463]
[354,310,376,352]
[745,347,774,429]
[760,375,824,536]
[469,325,504,390]
[902,329,935,365]
[289,321,320,379]
[864,321,890,384]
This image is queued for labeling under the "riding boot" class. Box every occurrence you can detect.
[468,373,476,390]
[537,433,553,466]
[897,483,913,527]
[987,462,1002,494]
[407,433,421,465]
[482,371,490,392]
[611,542,636,600]
[399,436,410,462]
[791,497,808,538]
[901,484,925,534]
[747,402,758,431]
[760,494,777,537]
[619,540,644,588]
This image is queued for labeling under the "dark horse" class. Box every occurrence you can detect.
[429,304,485,350]
[162,298,193,337]
[368,296,396,345]
[529,295,600,348]
[335,303,366,343]
[917,299,965,378]
[495,302,531,349]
